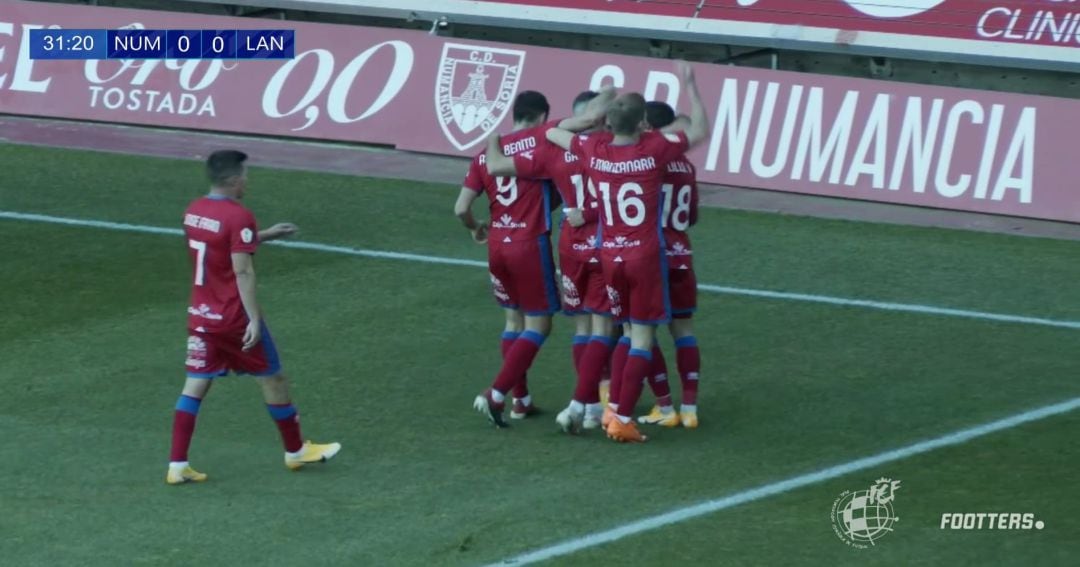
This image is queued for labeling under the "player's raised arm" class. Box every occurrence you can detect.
[231,252,262,350]
[546,128,575,151]
[558,85,616,132]
[678,62,710,148]
[485,132,517,177]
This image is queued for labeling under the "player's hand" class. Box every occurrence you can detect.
[565,208,586,228]
[472,222,489,244]
[676,60,696,84]
[265,223,299,240]
[242,320,262,351]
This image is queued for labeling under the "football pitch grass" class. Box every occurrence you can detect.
[1,144,1078,566]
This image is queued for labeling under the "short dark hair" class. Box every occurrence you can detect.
[513,91,550,123]
[645,101,676,130]
[206,150,248,186]
[607,93,646,136]
[573,90,599,111]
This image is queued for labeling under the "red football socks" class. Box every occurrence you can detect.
[675,336,700,406]
[267,403,303,453]
[608,337,631,406]
[617,348,652,419]
[573,335,615,404]
[493,330,546,395]
[169,394,202,462]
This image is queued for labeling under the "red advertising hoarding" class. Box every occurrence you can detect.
[2,0,1077,222]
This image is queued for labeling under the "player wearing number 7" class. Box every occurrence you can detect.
[546,62,710,443]
[168,150,341,484]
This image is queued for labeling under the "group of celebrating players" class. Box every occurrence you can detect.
[164,62,710,486]
[456,62,711,443]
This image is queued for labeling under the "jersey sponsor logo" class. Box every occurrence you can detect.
[186,335,207,368]
[492,213,528,230]
[572,234,599,252]
[606,285,623,318]
[184,213,221,233]
[490,272,511,303]
[561,274,581,308]
[188,303,224,321]
[436,43,526,151]
[603,235,642,249]
[240,228,254,243]
[667,242,692,256]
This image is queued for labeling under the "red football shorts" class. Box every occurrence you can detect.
[559,251,608,315]
[601,253,671,325]
[668,265,697,318]
[488,236,560,316]
[185,321,281,378]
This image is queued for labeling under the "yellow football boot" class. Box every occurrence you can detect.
[166,464,207,485]
[285,440,342,470]
[637,405,681,427]
[680,410,699,429]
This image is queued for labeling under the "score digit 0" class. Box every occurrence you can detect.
[177,35,190,54]
[212,35,225,53]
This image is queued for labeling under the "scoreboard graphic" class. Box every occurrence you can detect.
[29,29,295,60]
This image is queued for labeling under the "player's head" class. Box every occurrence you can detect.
[206,150,248,198]
[572,90,599,117]
[512,91,550,127]
[644,101,677,130]
[606,93,647,136]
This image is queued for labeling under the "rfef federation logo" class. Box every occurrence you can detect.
[831,478,901,547]
[435,43,525,151]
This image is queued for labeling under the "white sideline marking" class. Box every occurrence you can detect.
[490,396,1080,566]
[4,210,1080,331]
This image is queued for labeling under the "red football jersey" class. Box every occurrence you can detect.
[512,133,597,251]
[182,196,258,334]
[660,156,699,266]
[463,121,558,244]
[571,130,690,259]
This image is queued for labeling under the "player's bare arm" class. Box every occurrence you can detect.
[546,128,575,151]
[232,252,262,350]
[485,132,517,177]
[558,86,616,132]
[678,61,711,147]
[259,223,299,242]
[454,187,488,244]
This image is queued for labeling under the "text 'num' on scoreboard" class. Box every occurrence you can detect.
[28,29,295,60]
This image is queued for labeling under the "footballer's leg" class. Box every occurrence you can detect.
[258,373,342,470]
[604,323,632,428]
[669,266,701,428]
[671,317,701,429]
[239,321,340,469]
[477,237,558,427]
[607,322,657,443]
[559,313,614,434]
[167,376,213,484]
[639,342,679,427]
[500,309,538,420]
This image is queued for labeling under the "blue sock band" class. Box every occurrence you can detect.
[617,336,632,346]
[675,336,698,348]
[572,335,590,346]
[629,348,653,361]
[589,335,616,347]
[501,331,521,341]
[175,395,201,415]
[520,330,547,346]
[267,403,297,421]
